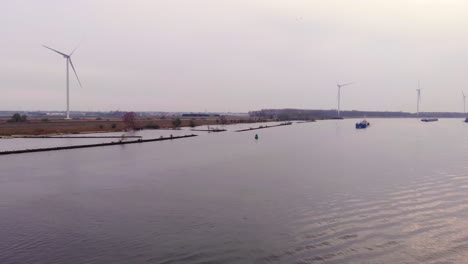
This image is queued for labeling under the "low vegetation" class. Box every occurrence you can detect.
[0,115,261,136]
[145,123,160,129]
[172,118,182,128]
[189,120,196,127]
[8,113,27,123]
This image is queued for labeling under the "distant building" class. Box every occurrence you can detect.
[182,113,219,117]
[46,112,65,116]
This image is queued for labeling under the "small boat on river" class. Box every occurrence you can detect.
[421,118,438,122]
[355,120,370,129]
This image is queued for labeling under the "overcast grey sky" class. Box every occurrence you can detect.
[2,0,468,112]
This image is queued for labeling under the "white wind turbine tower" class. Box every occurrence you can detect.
[43,45,82,119]
[416,81,422,116]
[336,81,355,117]
[462,90,466,115]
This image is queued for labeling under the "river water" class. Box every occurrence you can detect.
[2,118,468,263]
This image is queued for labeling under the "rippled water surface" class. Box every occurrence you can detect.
[2,119,468,263]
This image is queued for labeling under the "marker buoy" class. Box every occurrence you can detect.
[255,134,259,140]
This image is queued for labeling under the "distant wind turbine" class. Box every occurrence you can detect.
[42,44,82,119]
[416,81,422,116]
[462,90,467,115]
[336,81,355,117]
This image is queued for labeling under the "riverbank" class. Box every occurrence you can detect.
[0,116,268,136]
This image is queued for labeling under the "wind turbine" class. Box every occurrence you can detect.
[416,81,422,116]
[336,81,355,117]
[43,45,82,119]
[462,90,466,115]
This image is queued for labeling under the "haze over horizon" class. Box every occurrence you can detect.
[3,0,468,113]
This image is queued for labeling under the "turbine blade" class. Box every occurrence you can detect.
[68,58,82,87]
[340,82,355,87]
[69,40,82,56]
[42,45,68,57]
[462,90,465,97]
[69,46,78,56]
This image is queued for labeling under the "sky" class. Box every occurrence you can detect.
[2,0,468,113]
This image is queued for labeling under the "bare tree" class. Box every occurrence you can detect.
[122,112,137,129]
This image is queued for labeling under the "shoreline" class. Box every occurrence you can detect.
[0,134,197,156]
[234,122,293,132]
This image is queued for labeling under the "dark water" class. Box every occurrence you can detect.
[2,119,468,263]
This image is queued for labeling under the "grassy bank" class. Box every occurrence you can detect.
[0,116,268,136]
